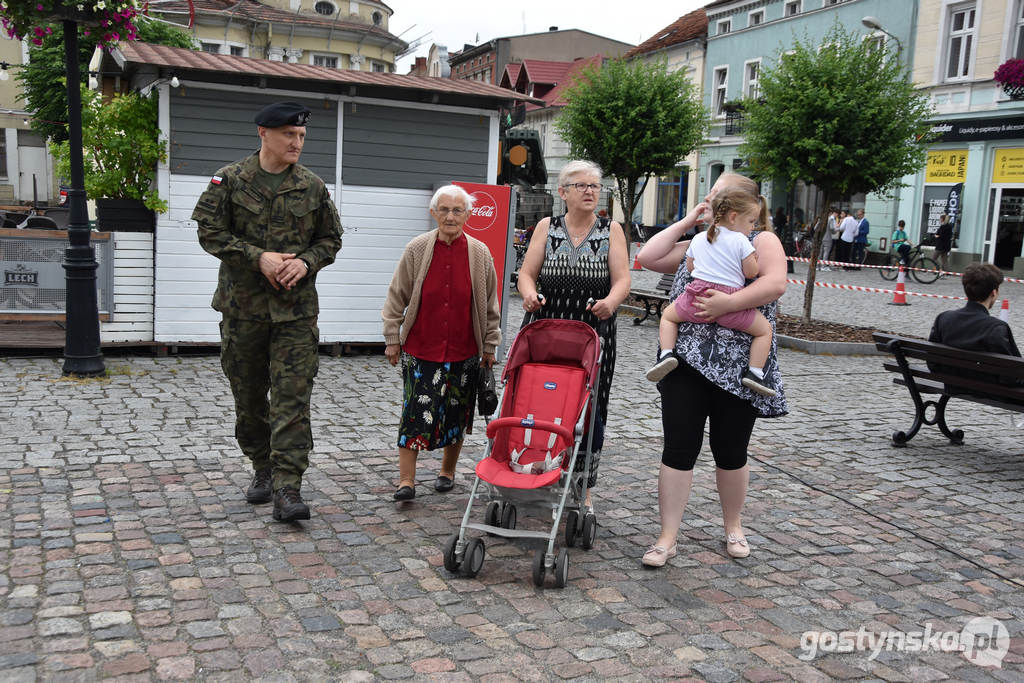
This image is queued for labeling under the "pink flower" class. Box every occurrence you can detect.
[31,37,41,45]
[36,3,43,10]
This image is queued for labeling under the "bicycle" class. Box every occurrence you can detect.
[878,244,940,284]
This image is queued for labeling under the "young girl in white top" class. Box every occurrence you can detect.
[645,187,776,396]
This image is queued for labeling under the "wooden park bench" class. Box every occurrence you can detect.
[629,272,675,326]
[873,332,1024,446]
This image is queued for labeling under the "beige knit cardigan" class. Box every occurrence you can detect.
[381,229,501,356]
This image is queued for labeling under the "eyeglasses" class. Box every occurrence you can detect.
[565,183,602,193]
[435,207,467,216]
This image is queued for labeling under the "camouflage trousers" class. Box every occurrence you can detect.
[220,316,319,490]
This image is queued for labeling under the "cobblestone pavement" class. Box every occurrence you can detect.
[2,271,1023,681]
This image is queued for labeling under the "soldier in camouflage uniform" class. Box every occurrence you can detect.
[193,101,343,522]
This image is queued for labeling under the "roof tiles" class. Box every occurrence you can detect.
[623,8,707,58]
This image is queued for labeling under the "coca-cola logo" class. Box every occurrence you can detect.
[465,191,498,231]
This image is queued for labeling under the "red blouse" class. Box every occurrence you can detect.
[404,233,477,362]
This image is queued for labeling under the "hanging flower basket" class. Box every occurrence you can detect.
[995,59,1024,100]
[0,1,140,49]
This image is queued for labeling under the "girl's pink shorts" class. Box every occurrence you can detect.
[673,279,756,331]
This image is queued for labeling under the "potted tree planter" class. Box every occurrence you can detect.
[51,85,168,232]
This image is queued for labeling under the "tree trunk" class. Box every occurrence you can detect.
[801,189,834,323]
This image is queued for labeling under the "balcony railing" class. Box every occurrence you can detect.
[725,110,746,135]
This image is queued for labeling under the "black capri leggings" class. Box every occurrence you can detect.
[658,361,757,471]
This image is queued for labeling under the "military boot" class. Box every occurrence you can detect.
[246,468,273,504]
[272,486,311,522]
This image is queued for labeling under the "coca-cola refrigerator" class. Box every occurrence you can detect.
[453,181,516,356]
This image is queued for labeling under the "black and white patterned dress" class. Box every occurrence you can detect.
[523,215,617,485]
[670,232,788,418]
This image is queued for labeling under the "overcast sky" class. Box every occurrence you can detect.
[387,0,709,72]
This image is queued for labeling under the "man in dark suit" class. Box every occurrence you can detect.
[929,262,1018,357]
[929,263,1020,396]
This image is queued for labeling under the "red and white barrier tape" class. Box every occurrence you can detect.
[786,278,967,300]
[788,256,1024,285]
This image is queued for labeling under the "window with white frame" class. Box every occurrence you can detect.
[314,1,335,15]
[200,42,220,53]
[946,3,976,80]
[864,33,885,56]
[823,0,849,5]
[313,54,339,68]
[744,59,760,98]
[713,66,729,116]
[229,45,245,57]
[1014,0,1024,59]
[0,132,7,180]
[785,0,801,16]
[371,61,386,72]
[749,10,764,27]
[717,19,731,35]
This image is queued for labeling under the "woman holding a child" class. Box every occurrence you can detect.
[636,172,788,567]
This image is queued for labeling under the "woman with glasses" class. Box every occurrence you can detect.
[517,160,631,511]
[381,185,501,501]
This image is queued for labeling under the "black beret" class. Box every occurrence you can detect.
[255,101,311,127]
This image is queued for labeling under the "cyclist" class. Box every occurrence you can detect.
[891,220,911,264]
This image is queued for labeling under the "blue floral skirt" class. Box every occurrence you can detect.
[397,353,480,451]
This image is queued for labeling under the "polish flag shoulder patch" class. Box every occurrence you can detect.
[210,175,223,185]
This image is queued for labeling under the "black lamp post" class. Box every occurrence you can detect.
[61,19,105,376]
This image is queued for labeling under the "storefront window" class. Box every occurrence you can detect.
[995,189,1024,268]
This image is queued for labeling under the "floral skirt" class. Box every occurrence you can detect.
[397,353,480,451]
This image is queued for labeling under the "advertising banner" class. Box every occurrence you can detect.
[452,181,515,325]
[992,148,1024,183]
[925,150,968,183]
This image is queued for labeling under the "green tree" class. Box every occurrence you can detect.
[17,19,194,143]
[740,22,933,321]
[50,85,168,212]
[555,57,708,242]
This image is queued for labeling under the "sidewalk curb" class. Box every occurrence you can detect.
[777,335,883,356]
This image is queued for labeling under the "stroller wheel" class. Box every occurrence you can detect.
[581,512,597,550]
[501,503,517,530]
[564,509,579,548]
[553,549,569,588]
[531,549,546,587]
[443,533,461,573]
[485,501,501,528]
[462,538,485,578]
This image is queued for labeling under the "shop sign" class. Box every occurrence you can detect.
[929,116,1024,142]
[992,148,1024,183]
[925,150,967,183]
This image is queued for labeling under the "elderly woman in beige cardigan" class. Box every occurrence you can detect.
[381,185,501,501]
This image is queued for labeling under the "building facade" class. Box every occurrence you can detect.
[0,35,46,204]
[175,0,407,72]
[625,9,707,229]
[899,0,1024,273]
[449,29,632,85]
[702,0,916,248]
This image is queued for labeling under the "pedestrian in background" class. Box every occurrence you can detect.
[820,207,837,271]
[194,101,343,522]
[935,214,954,275]
[851,208,869,268]
[837,209,857,268]
[892,220,912,264]
[382,185,500,501]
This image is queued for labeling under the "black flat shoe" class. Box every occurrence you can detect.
[393,485,415,501]
[434,475,454,492]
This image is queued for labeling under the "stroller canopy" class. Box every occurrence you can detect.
[503,318,601,382]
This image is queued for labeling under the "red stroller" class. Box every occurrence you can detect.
[443,318,603,588]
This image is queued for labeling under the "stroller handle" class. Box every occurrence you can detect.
[486,417,573,442]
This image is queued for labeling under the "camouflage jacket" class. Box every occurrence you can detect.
[193,152,343,322]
